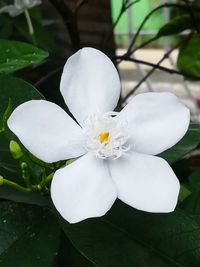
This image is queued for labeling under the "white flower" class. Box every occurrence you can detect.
[0,0,41,17]
[7,48,190,223]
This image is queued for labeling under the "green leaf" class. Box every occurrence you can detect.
[179,184,191,202]
[60,201,200,267]
[180,192,200,224]
[177,34,200,79]
[0,187,50,207]
[0,74,43,116]
[157,15,192,37]
[188,170,200,192]
[0,74,44,177]
[0,202,60,267]
[0,39,49,74]
[57,233,95,267]
[0,75,47,206]
[160,123,200,164]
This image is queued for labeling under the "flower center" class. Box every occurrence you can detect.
[83,112,130,159]
[99,132,109,144]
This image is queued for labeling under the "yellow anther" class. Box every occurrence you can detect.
[99,132,109,143]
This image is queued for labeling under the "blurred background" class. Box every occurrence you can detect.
[1,0,200,119]
[112,0,200,121]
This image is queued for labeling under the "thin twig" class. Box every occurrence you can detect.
[124,2,200,58]
[74,0,88,13]
[34,66,63,87]
[121,34,192,105]
[104,0,140,44]
[115,56,181,75]
[130,36,158,54]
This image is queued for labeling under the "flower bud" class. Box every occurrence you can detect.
[0,176,3,186]
[9,140,23,160]
[21,162,28,173]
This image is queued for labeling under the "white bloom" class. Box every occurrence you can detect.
[0,0,41,17]
[7,48,190,223]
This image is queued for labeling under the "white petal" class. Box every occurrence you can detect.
[109,151,180,213]
[0,5,22,16]
[60,47,121,126]
[23,0,42,8]
[8,100,86,163]
[118,92,190,155]
[51,153,117,223]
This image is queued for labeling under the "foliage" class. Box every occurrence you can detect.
[0,39,48,74]
[0,0,200,266]
[177,34,200,79]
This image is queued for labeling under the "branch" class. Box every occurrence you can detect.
[115,56,181,75]
[124,2,200,58]
[104,0,140,44]
[74,0,88,13]
[131,36,158,54]
[120,34,192,105]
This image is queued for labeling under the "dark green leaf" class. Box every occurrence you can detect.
[188,170,200,192]
[157,15,192,37]
[160,123,200,164]
[181,192,200,214]
[0,202,60,267]
[0,187,50,207]
[0,75,47,206]
[0,39,48,74]
[180,192,200,224]
[57,233,94,267]
[0,74,44,178]
[60,201,200,267]
[179,184,191,202]
[0,74,43,116]
[177,34,200,79]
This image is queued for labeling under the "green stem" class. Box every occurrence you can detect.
[2,178,31,193]
[0,170,54,194]
[40,173,54,188]
[24,8,36,45]
[21,162,32,188]
[20,154,40,184]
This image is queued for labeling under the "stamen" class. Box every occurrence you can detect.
[83,113,130,160]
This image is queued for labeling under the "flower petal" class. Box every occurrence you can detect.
[60,47,121,126]
[0,5,22,16]
[51,153,117,223]
[109,151,180,213]
[118,92,190,155]
[8,100,86,163]
[24,0,42,8]
[14,0,41,9]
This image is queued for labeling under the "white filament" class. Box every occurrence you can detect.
[83,112,130,159]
